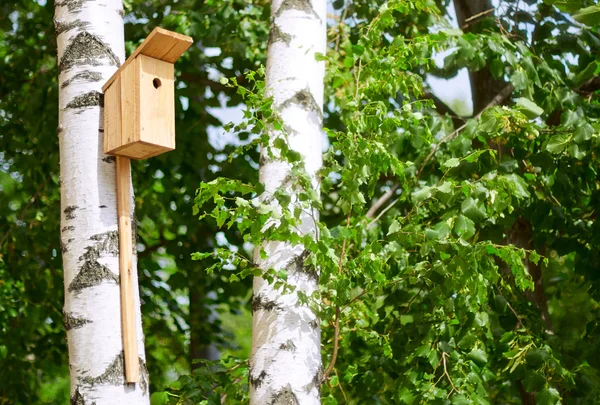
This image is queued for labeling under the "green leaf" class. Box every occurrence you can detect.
[387,220,401,235]
[537,388,561,405]
[567,143,586,159]
[573,5,600,26]
[425,221,451,240]
[412,186,432,203]
[475,312,489,327]
[442,158,460,169]
[437,181,453,194]
[522,371,546,393]
[398,387,415,404]
[467,348,488,366]
[400,314,414,325]
[574,123,594,142]
[461,197,487,222]
[526,349,550,367]
[516,98,544,118]
[454,214,476,239]
[545,134,571,154]
[510,70,529,91]
[504,174,530,199]
[150,392,170,405]
[490,58,504,79]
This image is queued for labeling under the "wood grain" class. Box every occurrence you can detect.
[103,76,121,153]
[139,55,174,150]
[116,156,139,383]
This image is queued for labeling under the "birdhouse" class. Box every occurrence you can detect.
[102,28,193,159]
[101,27,193,384]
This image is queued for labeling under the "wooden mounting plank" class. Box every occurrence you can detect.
[116,156,139,383]
[103,27,193,91]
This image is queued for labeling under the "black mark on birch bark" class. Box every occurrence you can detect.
[279,339,297,352]
[99,205,107,209]
[62,225,75,233]
[102,156,116,163]
[117,8,125,17]
[259,153,269,167]
[64,205,79,220]
[80,351,125,386]
[269,23,292,46]
[271,385,300,405]
[61,70,103,89]
[56,0,95,13]
[54,19,89,36]
[66,91,102,110]
[290,251,317,282]
[61,239,69,253]
[280,88,322,119]
[252,294,282,312]
[59,32,120,73]
[249,369,267,388]
[309,366,323,393]
[57,125,64,135]
[64,311,92,331]
[309,318,319,330]
[71,387,96,405]
[139,357,149,394]
[276,0,320,21]
[68,231,119,293]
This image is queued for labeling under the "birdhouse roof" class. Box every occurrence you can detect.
[102,27,193,91]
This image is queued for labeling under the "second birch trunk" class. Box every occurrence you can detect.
[249,0,326,404]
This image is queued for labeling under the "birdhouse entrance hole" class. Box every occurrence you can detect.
[153,78,161,89]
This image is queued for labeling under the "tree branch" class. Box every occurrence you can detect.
[366,84,514,220]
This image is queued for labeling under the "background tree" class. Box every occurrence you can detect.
[248,0,326,404]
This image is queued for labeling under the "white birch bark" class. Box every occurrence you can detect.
[55,1,149,403]
[250,1,326,404]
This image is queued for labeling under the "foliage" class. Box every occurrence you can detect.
[172,0,600,404]
[2,0,600,404]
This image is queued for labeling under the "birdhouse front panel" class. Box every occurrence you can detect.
[138,55,175,157]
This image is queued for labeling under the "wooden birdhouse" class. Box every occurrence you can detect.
[102,28,193,159]
[101,27,193,384]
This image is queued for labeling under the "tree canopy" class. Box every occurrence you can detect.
[2,0,600,404]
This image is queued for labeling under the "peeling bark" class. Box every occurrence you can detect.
[68,231,119,293]
[54,19,90,36]
[271,386,300,405]
[64,311,92,331]
[80,352,125,386]
[64,205,79,220]
[59,31,120,73]
[65,91,102,110]
[276,0,320,21]
[61,70,103,89]
[71,388,96,405]
[269,24,292,46]
[56,0,96,13]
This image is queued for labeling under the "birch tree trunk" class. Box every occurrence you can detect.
[250,1,326,404]
[55,1,149,403]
